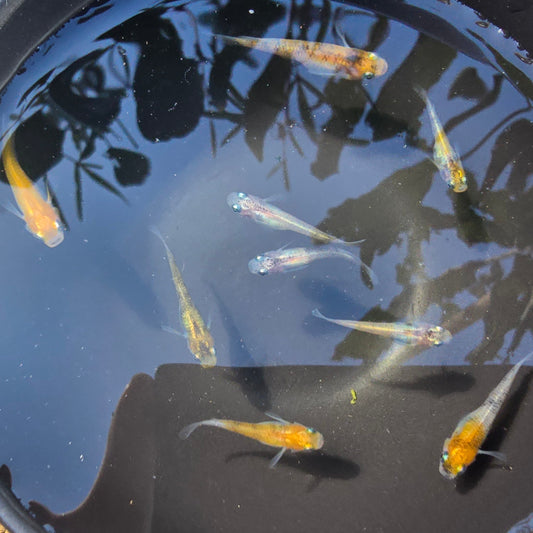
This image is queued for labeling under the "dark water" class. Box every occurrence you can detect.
[0,0,532,530]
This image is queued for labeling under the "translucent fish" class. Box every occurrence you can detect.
[180,412,324,468]
[228,192,364,245]
[217,35,388,80]
[151,227,216,368]
[439,351,533,480]
[415,87,468,193]
[1,135,64,247]
[312,309,451,346]
[248,245,377,284]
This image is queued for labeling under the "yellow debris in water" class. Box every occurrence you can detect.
[350,389,357,405]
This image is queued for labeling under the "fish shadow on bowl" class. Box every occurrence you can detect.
[225,449,359,491]
[455,369,533,494]
[373,367,476,398]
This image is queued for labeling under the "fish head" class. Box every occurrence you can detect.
[425,326,452,346]
[348,52,388,80]
[227,192,255,215]
[248,254,275,275]
[439,438,468,480]
[303,426,324,450]
[447,164,468,193]
[197,341,217,369]
[27,210,64,248]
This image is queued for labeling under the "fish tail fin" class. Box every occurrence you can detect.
[338,238,365,246]
[214,34,252,47]
[338,248,379,286]
[360,262,379,287]
[179,419,225,439]
[413,85,429,103]
[150,225,166,246]
[150,225,174,257]
[516,351,533,369]
[312,308,329,321]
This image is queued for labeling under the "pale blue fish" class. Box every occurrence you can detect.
[248,245,377,283]
[312,309,451,346]
[227,192,364,245]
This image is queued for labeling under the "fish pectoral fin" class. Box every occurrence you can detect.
[269,447,287,469]
[0,201,24,220]
[306,67,335,77]
[477,449,507,462]
[264,412,289,424]
[425,156,440,169]
[161,325,186,338]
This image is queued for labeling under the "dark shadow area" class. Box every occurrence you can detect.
[375,366,476,397]
[209,284,271,411]
[30,373,156,533]
[225,449,360,489]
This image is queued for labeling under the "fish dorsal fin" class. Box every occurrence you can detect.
[0,464,12,489]
[265,412,289,424]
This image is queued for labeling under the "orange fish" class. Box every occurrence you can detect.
[439,352,533,479]
[217,35,388,80]
[1,135,64,247]
[180,412,324,468]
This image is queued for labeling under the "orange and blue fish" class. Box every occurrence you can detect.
[439,351,533,480]
[1,135,64,247]
[228,192,363,245]
[217,35,388,80]
[415,87,467,193]
[249,245,377,284]
[151,227,216,368]
[312,309,452,346]
[180,412,324,468]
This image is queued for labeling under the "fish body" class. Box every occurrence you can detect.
[180,413,324,468]
[228,192,362,245]
[1,136,64,247]
[217,35,387,80]
[312,309,452,346]
[152,228,216,368]
[415,87,467,193]
[249,245,376,281]
[439,352,533,479]
[0,465,46,533]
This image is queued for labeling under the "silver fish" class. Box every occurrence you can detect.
[227,192,363,245]
[248,246,376,283]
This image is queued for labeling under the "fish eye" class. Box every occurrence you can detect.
[364,72,374,79]
[441,451,449,462]
[306,427,316,434]
[232,204,242,213]
[258,268,268,276]
[256,255,264,261]
[237,192,247,199]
